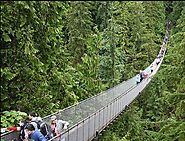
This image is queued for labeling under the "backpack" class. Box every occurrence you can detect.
[32,121,52,140]
[18,121,29,141]
[40,122,52,140]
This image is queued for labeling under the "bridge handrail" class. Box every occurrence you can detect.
[1,20,170,141]
[48,41,167,141]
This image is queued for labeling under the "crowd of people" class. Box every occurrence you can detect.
[1,112,69,141]
[136,31,168,85]
[136,47,166,84]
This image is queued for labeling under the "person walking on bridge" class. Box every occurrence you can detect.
[50,115,69,141]
[28,112,42,130]
[25,123,47,141]
[136,73,141,84]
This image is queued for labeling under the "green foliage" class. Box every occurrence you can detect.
[65,1,93,64]
[1,111,27,128]
[1,3,184,141]
[76,29,106,98]
[1,1,69,115]
[169,1,185,29]
[100,2,185,141]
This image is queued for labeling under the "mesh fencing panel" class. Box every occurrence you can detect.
[1,32,168,141]
[42,76,137,128]
[0,51,166,141]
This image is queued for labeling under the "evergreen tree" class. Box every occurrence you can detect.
[1,1,71,115]
[65,1,93,65]
[99,2,184,141]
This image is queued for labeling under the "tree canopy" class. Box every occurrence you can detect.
[1,2,184,140]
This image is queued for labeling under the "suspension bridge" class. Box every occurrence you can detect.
[1,22,170,141]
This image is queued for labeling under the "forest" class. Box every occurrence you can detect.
[1,1,185,141]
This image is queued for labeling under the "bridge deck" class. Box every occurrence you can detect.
[1,25,170,141]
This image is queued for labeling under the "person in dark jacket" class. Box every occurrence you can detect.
[139,70,144,82]
[25,123,47,141]
[2,117,30,141]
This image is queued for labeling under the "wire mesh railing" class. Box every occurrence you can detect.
[0,50,166,141]
[1,21,169,141]
[0,72,138,141]
[49,45,166,141]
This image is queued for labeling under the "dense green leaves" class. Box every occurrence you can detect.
[1,111,27,128]
[1,2,184,139]
[99,2,185,141]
